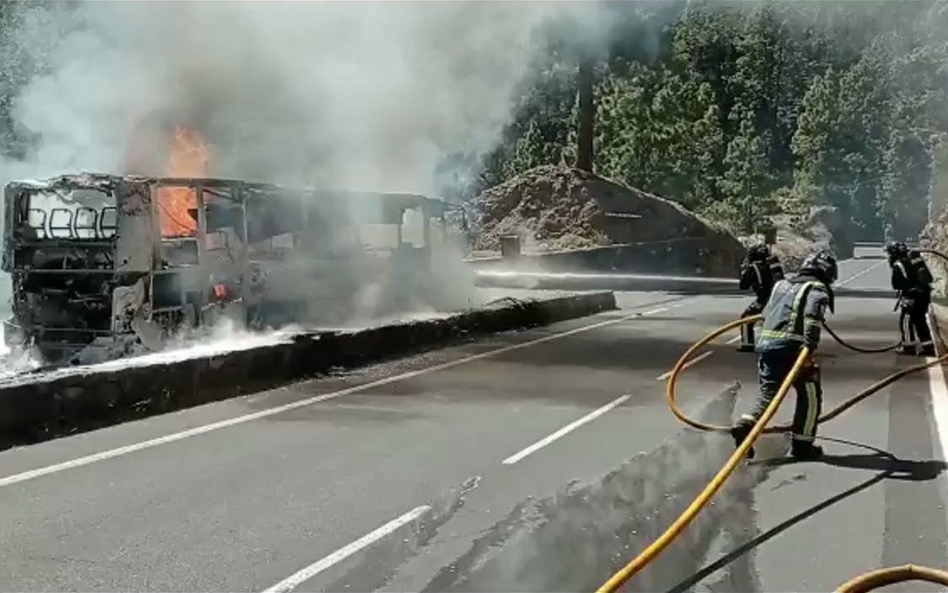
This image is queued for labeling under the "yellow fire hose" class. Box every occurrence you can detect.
[595,314,948,593]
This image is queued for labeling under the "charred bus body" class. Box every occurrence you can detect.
[1,173,461,365]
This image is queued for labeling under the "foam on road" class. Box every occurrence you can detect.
[0,260,945,592]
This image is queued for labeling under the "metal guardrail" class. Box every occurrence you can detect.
[853,241,919,249]
[853,242,888,259]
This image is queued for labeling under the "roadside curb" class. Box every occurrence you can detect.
[0,291,618,447]
[930,303,948,355]
[473,271,895,299]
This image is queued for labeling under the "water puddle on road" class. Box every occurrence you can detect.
[323,382,786,592]
[418,383,772,593]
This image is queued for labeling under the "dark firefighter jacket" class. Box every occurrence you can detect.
[757,275,833,352]
[891,252,933,297]
[739,255,785,301]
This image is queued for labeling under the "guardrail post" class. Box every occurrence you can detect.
[500,235,521,261]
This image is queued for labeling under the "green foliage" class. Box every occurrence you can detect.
[472,0,948,243]
[721,109,774,231]
[880,129,932,241]
[0,1,944,245]
[593,64,724,212]
[0,1,82,160]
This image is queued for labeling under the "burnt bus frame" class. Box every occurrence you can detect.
[2,173,452,362]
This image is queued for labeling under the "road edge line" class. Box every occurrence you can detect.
[926,308,948,479]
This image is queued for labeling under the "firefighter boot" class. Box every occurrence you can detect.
[896,344,917,356]
[730,417,756,459]
[921,343,936,357]
[791,439,823,461]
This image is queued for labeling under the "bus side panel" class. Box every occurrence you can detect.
[115,181,157,273]
[1,185,21,274]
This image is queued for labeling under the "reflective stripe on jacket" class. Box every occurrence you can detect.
[757,276,831,352]
[739,254,784,301]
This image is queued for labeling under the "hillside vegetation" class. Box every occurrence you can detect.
[463,1,948,250]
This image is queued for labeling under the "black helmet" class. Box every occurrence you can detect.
[799,250,838,285]
[747,243,770,262]
[884,241,908,260]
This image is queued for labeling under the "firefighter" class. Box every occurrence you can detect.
[731,250,837,461]
[885,241,935,356]
[737,243,785,352]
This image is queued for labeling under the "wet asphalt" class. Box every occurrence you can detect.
[0,257,945,592]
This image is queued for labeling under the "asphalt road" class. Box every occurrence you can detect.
[0,258,946,592]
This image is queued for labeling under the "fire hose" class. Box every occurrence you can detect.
[595,313,948,593]
[922,248,948,266]
[822,320,902,353]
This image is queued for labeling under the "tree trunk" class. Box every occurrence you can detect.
[575,57,594,172]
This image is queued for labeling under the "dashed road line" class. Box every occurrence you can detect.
[837,259,886,287]
[260,505,430,593]
[501,395,631,465]
[655,350,715,382]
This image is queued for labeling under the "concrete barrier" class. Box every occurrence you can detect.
[0,291,617,447]
[929,302,948,351]
[466,238,741,278]
[474,270,896,300]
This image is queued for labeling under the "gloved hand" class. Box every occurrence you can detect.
[799,356,821,382]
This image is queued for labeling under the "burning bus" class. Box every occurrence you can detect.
[0,172,464,365]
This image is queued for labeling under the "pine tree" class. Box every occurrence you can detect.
[722,109,773,232]
[879,128,932,241]
[503,120,547,179]
[470,0,948,248]
[575,56,594,172]
[688,82,725,207]
[792,68,843,208]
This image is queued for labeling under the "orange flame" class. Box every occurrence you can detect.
[157,126,209,237]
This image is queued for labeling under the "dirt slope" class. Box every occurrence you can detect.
[469,165,745,276]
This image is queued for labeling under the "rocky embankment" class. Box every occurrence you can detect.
[921,207,948,297]
[468,165,746,277]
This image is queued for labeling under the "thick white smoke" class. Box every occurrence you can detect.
[0,0,615,350]
[3,1,606,192]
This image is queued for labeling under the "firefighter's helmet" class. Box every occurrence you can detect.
[747,243,771,262]
[799,250,838,285]
[885,241,909,261]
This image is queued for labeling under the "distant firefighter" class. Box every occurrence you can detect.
[885,241,935,356]
[737,243,784,352]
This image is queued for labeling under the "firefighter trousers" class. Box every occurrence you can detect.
[899,292,933,353]
[742,348,822,443]
[740,298,766,347]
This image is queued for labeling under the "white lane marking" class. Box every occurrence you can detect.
[0,299,689,489]
[926,360,948,470]
[655,350,715,381]
[501,394,631,465]
[261,505,430,593]
[726,335,742,344]
[836,259,886,287]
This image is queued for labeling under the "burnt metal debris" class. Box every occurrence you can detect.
[1,173,460,366]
